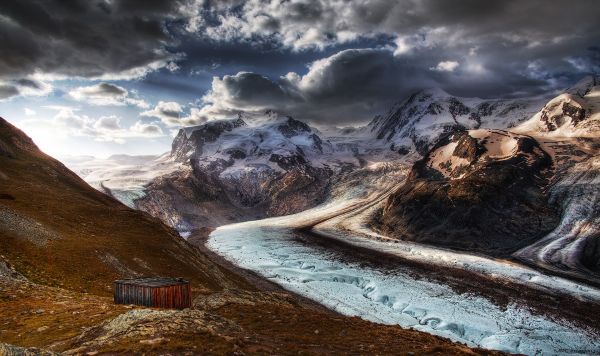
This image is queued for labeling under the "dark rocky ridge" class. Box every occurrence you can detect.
[373,129,561,257]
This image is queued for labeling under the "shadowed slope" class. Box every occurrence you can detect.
[374,129,560,257]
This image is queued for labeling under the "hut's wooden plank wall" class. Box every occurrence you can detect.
[114,278,191,309]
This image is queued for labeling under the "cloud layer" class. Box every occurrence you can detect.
[187,0,600,55]
[193,45,563,125]
[47,106,163,143]
[180,0,600,124]
[0,0,187,80]
[68,83,149,108]
[196,49,420,124]
[1,0,599,129]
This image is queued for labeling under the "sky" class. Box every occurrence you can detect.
[0,0,598,158]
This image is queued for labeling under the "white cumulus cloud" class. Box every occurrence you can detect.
[431,61,460,72]
[140,101,205,127]
[37,106,164,143]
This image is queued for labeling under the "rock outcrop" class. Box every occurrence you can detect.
[374,128,560,257]
[516,75,600,137]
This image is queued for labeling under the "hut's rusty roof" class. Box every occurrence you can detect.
[114,277,189,287]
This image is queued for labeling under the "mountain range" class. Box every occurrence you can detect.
[65,76,600,286]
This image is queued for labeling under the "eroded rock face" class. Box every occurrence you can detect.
[374,129,560,257]
[540,96,588,131]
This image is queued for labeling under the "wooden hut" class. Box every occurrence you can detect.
[113,277,191,309]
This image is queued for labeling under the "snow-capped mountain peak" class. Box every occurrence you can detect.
[367,88,544,155]
[515,75,600,137]
[170,113,330,173]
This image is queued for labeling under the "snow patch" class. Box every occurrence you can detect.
[469,129,519,159]
[427,141,469,178]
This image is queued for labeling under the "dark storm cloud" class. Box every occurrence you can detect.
[0,0,189,80]
[219,72,290,105]
[198,49,430,124]
[2,0,599,126]
[184,0,599,124]
[191,0,600,50]
[192,44,534,124]
[197,41,597,125]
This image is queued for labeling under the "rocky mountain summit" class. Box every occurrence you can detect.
[374,128,560,256]
[136,114,342,234]
[516,76,600,138]
[127,93,546,235]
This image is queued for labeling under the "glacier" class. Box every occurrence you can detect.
[207,184,600,354]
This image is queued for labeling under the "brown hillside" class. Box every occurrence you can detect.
[0,116,245,295]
